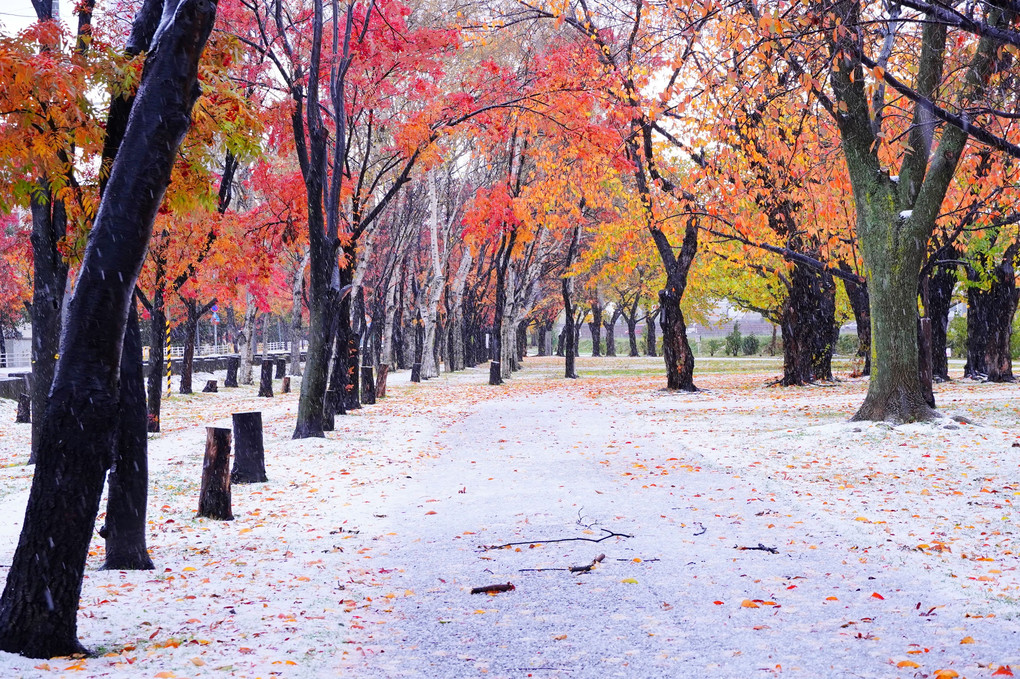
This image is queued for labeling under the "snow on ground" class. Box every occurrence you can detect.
[0,357,1018,678]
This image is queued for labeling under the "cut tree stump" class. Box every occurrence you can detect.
[410,361,422,383]
[361,366,376,405]
[198,427,233,520]
[15,393,30,423]
[275,358,286,379]
[231,412,267,484]
[376,364,389,399]
[202,380,218,393]
[224,356,239,388]
[489,360,502,385]
[257,360,273,397]
[281,376,291,393]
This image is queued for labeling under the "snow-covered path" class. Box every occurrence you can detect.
[0,357,1018,678]
[343,378,1020,678]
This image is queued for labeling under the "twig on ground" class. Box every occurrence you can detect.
[736,543,779,554]
[470,582,515,594]
[693,522,707,536]
[481,528,633,551]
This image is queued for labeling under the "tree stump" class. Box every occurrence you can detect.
[202,380,218,393]
[489,360,502,385]
[231,412,268,484]
[257,360,274,397]
[411,362,422,383]
[361,365,376,405]
[323,388,344,431]
[15,393,30,424]
[198,427,233,520]
[376,364,389,399]
[281,376,291,393]
[225,356,240,388]
[275,358,286,379]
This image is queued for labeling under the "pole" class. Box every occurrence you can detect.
[165,317,172,396]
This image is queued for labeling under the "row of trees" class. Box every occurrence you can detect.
[1,0,1019,659]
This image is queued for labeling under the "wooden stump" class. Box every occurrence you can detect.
[322,388,343,432]
[257,360,274,397]
[376,364,389,399]
[225,356,240,388]
[489,360,502,385]
[15,393,30,424]
[275,358,286,379]
[202,380,218,393]
[411,362,422,383]
[231,412,268,484]
[198,427,233,520]
[361,365,376,405]
[281,376,291,393]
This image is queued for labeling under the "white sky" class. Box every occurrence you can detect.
[0,1,75,33]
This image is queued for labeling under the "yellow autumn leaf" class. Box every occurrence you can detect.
[191,658,206,666]
[621,578,638,584]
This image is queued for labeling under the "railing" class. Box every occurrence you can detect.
[0,351,31,370]
[161,341,305,360]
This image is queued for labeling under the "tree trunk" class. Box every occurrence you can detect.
[198,427,233,520]
[588,301,603,357]
[925,258,957,382]
[102,300,154,571]
[231,412,267,484]
[0,0,215,655]
[28,182,69,465]
[257,360,274,397]
[537,322,547,356]
[289,252,308,377]
[967,248,1018,382]
[659,288,696,391]
[603,309,621,357]
[645,307,659,357]
[179,302,198,394]
[842,270,871,376]
[238,296,257,385]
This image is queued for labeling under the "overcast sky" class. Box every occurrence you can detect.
[1,1,74,33]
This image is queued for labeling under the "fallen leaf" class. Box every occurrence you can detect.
[741,599,760,608]
[896,660,921,668]
[959,636,974,644]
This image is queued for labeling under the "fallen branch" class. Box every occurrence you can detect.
[470,582,515,595]
[481,528,634,551]
[736,543,779,554]
[569,553,605,573]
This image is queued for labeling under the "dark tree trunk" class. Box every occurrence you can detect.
[225,356,239,387]
[645,307,659,357]
[202,380,217,392]
[411,311,424,383]
[841,273,871,376]
[179,302,198,394]
[0,0,216,656]
[967,247,1018,381]
[556,326,565,357]
[918,317,935,407]
[603,309,621,357]
[659,288,696,391]
[257,360,274,397]
[562,282,578,379]
[28,183,69,465]
[626,316,639,356]
[102,301,153,571]
[144,280,166,431]
[198,427,233,520]
[231,412,267,484]
[925,258,957,382]
[16,393,31,424]
[361,365,376,404]
[516,319,528,362]
[275,358,286,379]
[779,263,837,385]
[537,322,547,356]
[588,301,603,357]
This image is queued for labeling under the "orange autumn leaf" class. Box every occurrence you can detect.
[993,666,1015,677]
[896,660,921,668]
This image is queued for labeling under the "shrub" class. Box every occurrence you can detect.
[725,322,742,356]
[705,338,724,356]
[741,334,760,355]
[835,333,859,356]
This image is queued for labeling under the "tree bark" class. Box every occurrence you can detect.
[257,360,274,398]
[102,300,153,571]
[645,306,659,357]
[231,412,267,484]
[0,0,216,656]
[198,427,233,520]
[924,257,957,382]
[588,300,603,357]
